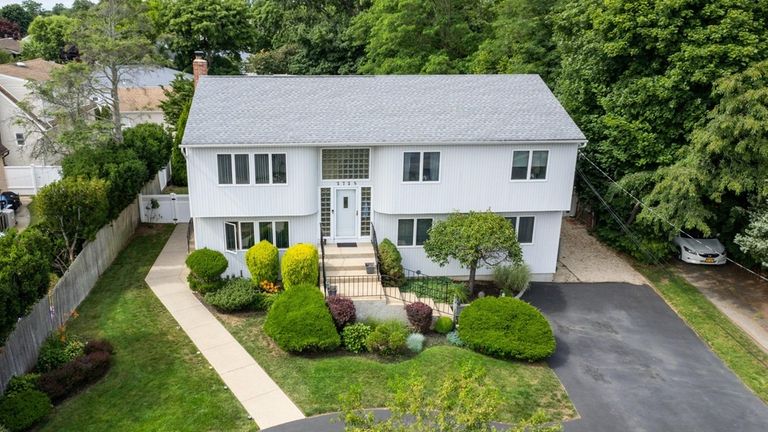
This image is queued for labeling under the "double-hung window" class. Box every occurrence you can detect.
[403,152,440,182]
[15,133,25,146]
[218,154,250,184]
[254,153,287,184]
[511,150,549,180]
[505,216,535,244]
[397,218,433,246]
[225,221,289,251]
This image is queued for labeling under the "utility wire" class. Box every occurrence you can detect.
[578,151,768,284]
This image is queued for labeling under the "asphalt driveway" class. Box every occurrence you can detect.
[525,282,768,432]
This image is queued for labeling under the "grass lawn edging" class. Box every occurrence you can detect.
[636,263,768,403]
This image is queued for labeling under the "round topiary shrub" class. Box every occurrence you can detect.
[365,321,408,356]
[434,316,454,334]
[264,284,340,353]
[185,248,228,293]
[406,333,425,353]
[326,296,356,330]
[342,323,372,353]
[281,244,319,290]
[405,302,432,333]
[245,240,279,285]
[204,278,263,313]
[0,389,51,432]
[458,297,555,362]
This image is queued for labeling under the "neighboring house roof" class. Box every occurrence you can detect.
[118,87,165,112]
[0,38,21,55]
[183,75,587,147]
[94,65,191,89]
[0,58,58,81]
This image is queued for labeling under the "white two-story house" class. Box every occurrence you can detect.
[182,70,586,281]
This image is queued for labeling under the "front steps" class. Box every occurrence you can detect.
[321,242,453,317]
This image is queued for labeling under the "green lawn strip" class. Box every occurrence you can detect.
[636,264,768,403]
[38,225,257,432]
[220,313,575,424]
[162,185,189,194]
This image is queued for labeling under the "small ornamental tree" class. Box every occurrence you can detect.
[423,211,522,295]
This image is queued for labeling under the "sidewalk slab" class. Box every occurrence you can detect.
[145,224,305,428]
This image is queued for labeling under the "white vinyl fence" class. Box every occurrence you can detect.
[3,165,62,195]
[138,193,190,224]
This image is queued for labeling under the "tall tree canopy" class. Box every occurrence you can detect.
[23,14,79,61]
[349,0,493,74]
[0,1,42,34]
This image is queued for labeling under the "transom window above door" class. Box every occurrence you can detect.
[403,151,440,182]
[322,148,370,180]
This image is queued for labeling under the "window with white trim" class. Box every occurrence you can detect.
[505,216,535,244]
[217,154,249,184]
[225,221,289,251]
[254,153,287,184]
[403,152,440,182]
[15,133,25,146]
[397,218,433,246]
[511,150,548,180]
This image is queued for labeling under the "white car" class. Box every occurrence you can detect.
[673,236,727,265]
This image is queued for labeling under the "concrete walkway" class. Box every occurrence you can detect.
[145,224,305,429]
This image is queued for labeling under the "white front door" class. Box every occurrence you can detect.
[335,188,356,238]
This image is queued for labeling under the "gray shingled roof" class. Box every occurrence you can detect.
[183,75,586,146]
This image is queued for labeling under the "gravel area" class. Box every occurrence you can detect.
[555,218,647,285]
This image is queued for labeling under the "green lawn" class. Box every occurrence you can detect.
[162,184,189,194]
[219,313,576,424]
[637,264,768,403]
[38,225,257,432]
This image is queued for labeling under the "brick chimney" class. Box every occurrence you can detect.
[192,51,208,87]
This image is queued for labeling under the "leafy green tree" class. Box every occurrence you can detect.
[0,18,20,39]
[36,177,109,268]
[349,0,493,74]
[470,0,558,81]
[424,211,522,295]
[22,15,79,62]
[78,0,155,143]
[0,228,52,343]
[123,123,173,176]
[158,0,252,73]
[159,74,193,131]
[249,0,366,75]
[341,365,560,432]
[170,102,190,186]
[0,1,41,34]
[62,147,148,219]
[736,209,768,268]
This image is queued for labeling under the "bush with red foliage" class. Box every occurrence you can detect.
[405,302,433,333]
[325,295,356,330]
[84,339,114,355]
[37,350,112,403]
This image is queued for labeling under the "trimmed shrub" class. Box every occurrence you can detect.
[342,323,372,353]
[84,339,114,355]
[405,302,432,333]
[37,351,112,403]
[264,284,340,353]
[493,263,531,296]
[245,240,279,284]
[204,278,263,312]
[0,389,51,432]
[434,316,454,334]
[185,248,228,293]
[326,296,356,330]
[36,336,85,373]
[446,330,464,347]
[365,321,408,356]
[378,239,405,286]
[260,293,280,311]
[4,374,40,397]
[123,123,173,176]
[458,297,555,362]
[406,333,425,353]
[281,244,319,289]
